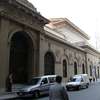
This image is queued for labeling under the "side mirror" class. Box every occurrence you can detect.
[41,82,44,85]
[81,79,84,82]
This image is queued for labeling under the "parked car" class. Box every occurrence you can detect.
[66,74,89,90]
[17,75,56,97]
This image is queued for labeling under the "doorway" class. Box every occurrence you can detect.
[9,32,33,83]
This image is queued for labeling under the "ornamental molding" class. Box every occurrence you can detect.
[0,5,44,32]
[0,1,48,32]
[15,0,37,12]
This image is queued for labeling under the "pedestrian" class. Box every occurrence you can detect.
[49,75,69,100]
[89,76,92,83]
[93,77,95,82]
[95,74,98,81]
[5,73,13,92]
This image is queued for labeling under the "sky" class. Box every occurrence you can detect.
[28,0,100,51]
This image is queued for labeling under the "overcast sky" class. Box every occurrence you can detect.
[28,0,100,50]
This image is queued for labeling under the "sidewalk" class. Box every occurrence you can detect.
[97,78,100,82]
[0,84,27,100]
[0,92,18,100]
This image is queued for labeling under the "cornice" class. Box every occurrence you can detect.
[0,0,49,25]
[0,1,49,33]
[82,45,100,55]
[64,18,90,40]
[44,27,85,53]
[50,18,90,40]
[15,0,37,12]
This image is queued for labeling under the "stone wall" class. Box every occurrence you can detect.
[39,33,86,82]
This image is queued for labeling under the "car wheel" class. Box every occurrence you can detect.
[67,87,70,91]
[17,92,23,96]
[34,91,40,98]
[86,84,89,88]
[77,85,81,90]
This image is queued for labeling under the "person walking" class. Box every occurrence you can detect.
[49,75,69,100]
[5,73,13,92]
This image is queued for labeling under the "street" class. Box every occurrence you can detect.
[13,81,100,100]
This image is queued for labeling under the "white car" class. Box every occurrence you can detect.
[66,74,89,90]
[17,75,56,97]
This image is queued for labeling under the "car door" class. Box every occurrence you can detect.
[48,77,55,86]
[39,78,50,95]
[81,78,85,88]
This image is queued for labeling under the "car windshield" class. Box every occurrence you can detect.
[70,78,81,82]
[28,78,41,85]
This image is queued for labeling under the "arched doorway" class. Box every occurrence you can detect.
[63,59,67,77]
[44,52,55,75]
[82,64,85,74]
[9,32,34,83]
[74,62,77,75]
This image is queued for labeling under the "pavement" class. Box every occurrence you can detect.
[0,84,23,100]
[0,92,18,100]
[0,83,31,100]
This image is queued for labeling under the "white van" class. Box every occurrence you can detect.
[66,74,89,90]
[17,75,56,97]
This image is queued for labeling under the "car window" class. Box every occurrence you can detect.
[41,78,48,84]
[48,77,56,83]
[81,78,84,82]
[76,78,81,82]
[70,78,76,82]
[70,77,81,82]
[28,78,41,85]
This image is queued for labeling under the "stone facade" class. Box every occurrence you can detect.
[39,30,86,82]
[41,19,100,82]
[0,0,48,92]
[81,45,100,78]
[0,0,100,92]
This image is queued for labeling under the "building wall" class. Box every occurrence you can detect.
[0,0,48,92]
[45,21,100,81]
[39,33,86,83]
[0,18,10,92]
[0,17,41,91]
[0,1,100,92]
[86,51,100,78]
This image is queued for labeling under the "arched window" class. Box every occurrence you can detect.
[97,66,99,78]
[74,62,77,75]
[63,59,67,77]
[90,65,92,76]
[44,52,55,75]
[82,64,85,74]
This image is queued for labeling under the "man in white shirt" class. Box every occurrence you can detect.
[49,75,69,100]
